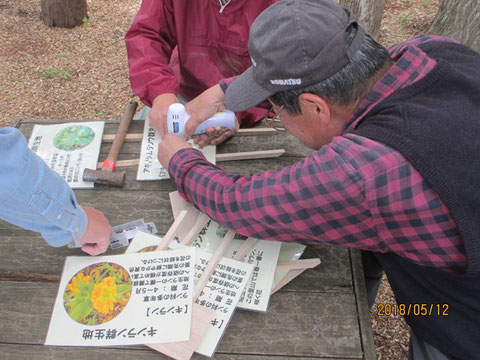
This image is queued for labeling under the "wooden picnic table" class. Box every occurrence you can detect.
[0,118,375,359]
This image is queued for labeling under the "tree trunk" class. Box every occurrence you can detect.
[338,0,385,40]
[428,0,480,52]
[41,0,88,28]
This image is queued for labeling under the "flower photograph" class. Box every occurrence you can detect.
[63,262,132,325]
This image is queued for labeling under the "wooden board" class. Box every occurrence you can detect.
[2,119,376,359]
[350,249,377,360]
[0,281,363,358]
[0,230,352,292]
[0,344,336,360]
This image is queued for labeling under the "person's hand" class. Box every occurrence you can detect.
[184,84,226,138]
[78,206,113,256]
[150,93,179,135]
[158,134,192,169]
[192,119,239,147]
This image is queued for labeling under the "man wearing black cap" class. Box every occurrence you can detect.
[158,0,480,358]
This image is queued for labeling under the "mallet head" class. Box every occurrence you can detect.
[83,168,126,187]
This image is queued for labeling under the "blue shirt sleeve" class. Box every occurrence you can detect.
[0,127,87,247]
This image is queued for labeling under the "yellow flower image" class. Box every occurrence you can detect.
[91,277,117,314]
[66,273,91,293]
[63,262,132,325]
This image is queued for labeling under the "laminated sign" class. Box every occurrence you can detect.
[45,248,195,346]
[127,231,255,357]
[137,116,215,180]
[192,220,282,312]
[193,248,254,357]
[28,122,104,189]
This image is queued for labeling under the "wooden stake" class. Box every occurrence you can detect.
[215,149,285,162]
[232,237,258,261]
[97,158,139,168]
[102,133,143,142]
[194,230,235,301]
[101,128,278,142]
[147,304,212,360]
[276,258,321,270]
[271,259,321,294]
[180,213,210,246]
[236,128,278,136]
[169,191,202,243]
[97,149,285,169]
[271,268,307,295]
[148,230,236,360]
[155,210,188,251]
[149,208,215,360]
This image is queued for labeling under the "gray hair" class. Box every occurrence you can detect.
[269,29,393,115]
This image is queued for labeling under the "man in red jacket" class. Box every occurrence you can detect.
[125,0,277,146]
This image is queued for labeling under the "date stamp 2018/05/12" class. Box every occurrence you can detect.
[377,303,449,317]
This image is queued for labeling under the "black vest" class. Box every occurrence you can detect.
[352,41,480,360]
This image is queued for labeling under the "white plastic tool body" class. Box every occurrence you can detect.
[167,103,236,138]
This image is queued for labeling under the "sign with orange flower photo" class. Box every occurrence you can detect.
[45,248,195,346]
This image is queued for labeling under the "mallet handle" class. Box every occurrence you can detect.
[102,100,138,171]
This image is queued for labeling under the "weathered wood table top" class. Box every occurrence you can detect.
[0,119,375,359]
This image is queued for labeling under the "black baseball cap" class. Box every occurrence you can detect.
[226,0,366,111]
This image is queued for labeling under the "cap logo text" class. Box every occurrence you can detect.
[270,78,302,85]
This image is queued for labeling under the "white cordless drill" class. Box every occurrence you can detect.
[167,103,236,138]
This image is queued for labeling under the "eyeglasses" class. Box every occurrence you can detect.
[265,105,285,131]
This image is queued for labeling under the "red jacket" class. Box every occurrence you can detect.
[125,0,277,126]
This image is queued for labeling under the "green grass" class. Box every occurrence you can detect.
[399,13,412,28]
[10,74,20,83]
[37,68,71,80]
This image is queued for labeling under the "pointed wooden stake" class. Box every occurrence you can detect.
[276,258,320,270]
[169,191,202,243]
[147,214,237,360]
[148,209,215,360]
[194,230,235,301]
[271,268,307,295]
[180,213,210,246]
[101,128,278,142]
[271,259,321,294]
[232,237,258,261]
[99,149,285,169]
[156,210,188,251]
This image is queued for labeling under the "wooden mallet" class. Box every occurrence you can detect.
[83,100,138,187]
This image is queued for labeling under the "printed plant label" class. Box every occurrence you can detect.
[137,116,215,180]
[45,248,195,346]
[28,122,104,189]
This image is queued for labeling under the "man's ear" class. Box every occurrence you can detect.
[298,93,331,127]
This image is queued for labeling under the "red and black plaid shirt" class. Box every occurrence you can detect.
[169,36,466,273]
